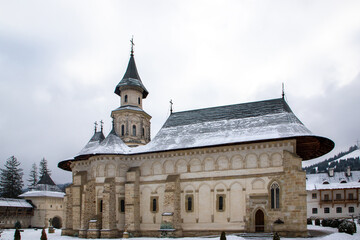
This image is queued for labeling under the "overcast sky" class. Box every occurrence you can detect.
[1,0,360,184]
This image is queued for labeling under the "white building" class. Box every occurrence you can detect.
[307,167,360,219]
[19,172,65,228]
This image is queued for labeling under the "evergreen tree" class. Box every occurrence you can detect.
[0,156,23,198]
[14,228,21,240]
[27,163,38,189]
[39,158,51,177]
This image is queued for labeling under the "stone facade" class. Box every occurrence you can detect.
[62,140,308,237]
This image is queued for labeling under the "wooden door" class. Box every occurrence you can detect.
[255,209,264,232]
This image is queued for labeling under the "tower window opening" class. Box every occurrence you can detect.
[142,128,145,137]
[125,95,128,103]
[138,97,140,104]
[271,182,280,209]
[219,196,224,211]
[132,125,136,136]
[121,125,125,136]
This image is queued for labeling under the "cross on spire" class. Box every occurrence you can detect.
[94,121,98,133]
[170,99,173,114]
[130,36,135,56]
[100,120,104,132]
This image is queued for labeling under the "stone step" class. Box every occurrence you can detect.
[236,232,274,239]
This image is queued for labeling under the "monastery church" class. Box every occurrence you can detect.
[58,45,334,238]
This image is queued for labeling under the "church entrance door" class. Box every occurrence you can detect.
[255,209,264,232]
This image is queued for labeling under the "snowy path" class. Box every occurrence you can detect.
[1,224,359,240]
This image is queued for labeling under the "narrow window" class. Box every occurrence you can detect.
[119,199,125,213]
[152,198,157,212]
[121,125,125,136]
[99,200,103,213]
[219,196,224,211]
[336,207,342,213]
[271,182,280,209]
[125,95,128,103]
[142,128,145,137]
[336,193,341,200]
[138,97,140,104]
[312,193,317,199]
[348,193,354,200]
[349,206,354,213]
[216,194,225,212]
[185,195,193,212]
[312,208,318,214]
[324,207,330,214]
[132,125,136,136]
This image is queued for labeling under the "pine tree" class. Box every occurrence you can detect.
[27,163,38,189]
[39,158,51,177]
[0,156,23,198]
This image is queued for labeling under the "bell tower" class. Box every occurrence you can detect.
[111,39,151,147]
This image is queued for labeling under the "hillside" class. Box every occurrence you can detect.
[303,145,360,174]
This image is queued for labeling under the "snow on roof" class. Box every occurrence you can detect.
[19,190,65,198]
[59,98,334,171]
[306,171,360,191]
[0,198,33,208]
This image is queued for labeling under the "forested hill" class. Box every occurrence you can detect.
[303,145,360,174]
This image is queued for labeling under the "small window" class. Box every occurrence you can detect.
[121,125,125,136]
[336,207,342,213]
[271,182,280,209]
[336,194,341,200]
[119,198,125,213]
[99,200,103,213]
[132,125,136,136]
[312,193,317,199]
[324,207,330,214]
[138,97,140,104]
[312,208,318,214]
[185,195,194,212]
[216,194,225,212]
[324,194,329,200]
[125,95,128,103]
[340,180,347,183]
[142,128,145,137]
[348,193,354,200]
[50,205,52,208]
[150,197,158,213]
[349,206,355,213]
[323,181,329,184]
[219,196,224,211]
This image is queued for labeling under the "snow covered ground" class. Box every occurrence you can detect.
[1,224,359,240]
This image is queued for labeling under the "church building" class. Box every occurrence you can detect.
[58,45,334,238]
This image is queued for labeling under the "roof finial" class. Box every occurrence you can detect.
[94,121,98,133]
[282,83,285,99]
[130,36,135,56]
[100,120,104,132]
[170,99,173,114]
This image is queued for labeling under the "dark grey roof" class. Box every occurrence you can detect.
[90,131,105,142]
[112,105,146,113]
[163,98,296,128]
[37,172,56,186]
[114,54,149,98]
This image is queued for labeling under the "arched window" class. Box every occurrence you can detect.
[323,181,329,185]
[186,195,193,212]
[124,95,128,103]
[151,197,157,212]
[340,180,347,184]
[271,182,280,209]
[121,125,125,136]
[132,125,136,136]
